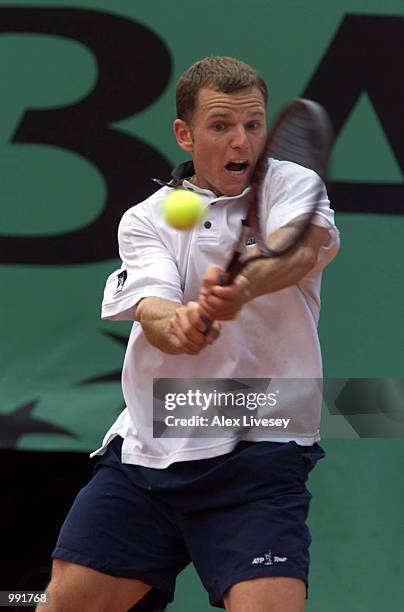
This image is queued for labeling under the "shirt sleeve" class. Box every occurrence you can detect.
[101,204,183,321]
[263,160,340,271]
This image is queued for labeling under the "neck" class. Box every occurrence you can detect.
[188,174,222,197]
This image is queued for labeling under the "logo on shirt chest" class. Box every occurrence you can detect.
[245,232,256,246]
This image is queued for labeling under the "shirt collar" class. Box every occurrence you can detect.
[170,160,251,201]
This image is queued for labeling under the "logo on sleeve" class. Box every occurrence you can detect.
[114,270,128,294]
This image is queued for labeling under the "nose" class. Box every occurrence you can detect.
[231,125,249,149]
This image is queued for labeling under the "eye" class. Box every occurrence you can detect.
[212,122,227,132]
[246,120,261,131]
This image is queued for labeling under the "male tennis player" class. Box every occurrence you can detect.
[41,57,339,612]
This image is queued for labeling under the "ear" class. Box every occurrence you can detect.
[173,119,193,153]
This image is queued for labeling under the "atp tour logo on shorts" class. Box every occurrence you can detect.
[251,550,288,566]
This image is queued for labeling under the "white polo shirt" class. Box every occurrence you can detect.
[92,159,339,468]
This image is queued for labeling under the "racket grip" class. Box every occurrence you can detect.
[201,314,214,334]
[200,273,228,335]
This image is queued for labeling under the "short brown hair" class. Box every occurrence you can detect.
[176,56,268,122]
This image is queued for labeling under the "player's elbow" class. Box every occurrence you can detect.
[296,246,317,275]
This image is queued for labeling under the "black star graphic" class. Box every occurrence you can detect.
[0,399,77,449]
[78,330,128,385]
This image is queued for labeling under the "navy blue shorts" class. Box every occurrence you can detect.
[53,437,325,610]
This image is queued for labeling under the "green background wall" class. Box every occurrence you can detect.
[0,1,403,609]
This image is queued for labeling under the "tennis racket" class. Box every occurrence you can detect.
[202,98,333,328]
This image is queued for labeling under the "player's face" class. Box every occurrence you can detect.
[174,87,267,197]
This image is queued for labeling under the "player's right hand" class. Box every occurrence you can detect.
[166,301,221,355]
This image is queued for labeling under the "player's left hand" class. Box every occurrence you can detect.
[199,265,251,321]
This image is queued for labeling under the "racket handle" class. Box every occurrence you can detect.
[200,274,229,334]
[201,314,213,334]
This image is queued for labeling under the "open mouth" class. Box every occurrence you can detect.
[225,160,249,174]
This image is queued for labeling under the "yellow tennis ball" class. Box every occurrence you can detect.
[163,189,204,230]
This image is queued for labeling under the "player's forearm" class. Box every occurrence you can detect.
[241,224,329,299]
[198,226,331,321]
[241,244,317,299]
[136,297,183,354]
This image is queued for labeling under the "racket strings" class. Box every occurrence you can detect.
[269,118,325,174]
